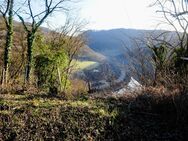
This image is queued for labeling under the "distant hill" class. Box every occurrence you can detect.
[85,29,151,57]
[84,28,176,61]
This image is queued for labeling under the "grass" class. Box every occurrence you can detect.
[1,87,188,140]
[72,60,99,71]
[0,94,107,113]
[0,93,101,109]
[0,93,118,140]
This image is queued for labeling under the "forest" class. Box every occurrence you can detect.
[0,0,188,140]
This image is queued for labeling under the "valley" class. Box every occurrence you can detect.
[1,0,188,140]
[74,28,157,91]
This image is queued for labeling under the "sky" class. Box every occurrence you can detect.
[39,0,181,30]
[78,0,159,30]
[43,0,165,30]
[11,0,183,31]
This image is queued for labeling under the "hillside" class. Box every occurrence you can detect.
[85,28,177,61]
[80,29,155,89]
[0,19,177,91]
[85,29,152,57]
[77,45,106,62]
[0,18,105,64]
[1,87,188,140]
[1,0,188,140]
[82,29,177,89]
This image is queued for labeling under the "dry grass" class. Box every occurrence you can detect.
[0,86,188,140]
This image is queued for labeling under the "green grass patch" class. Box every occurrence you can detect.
[72,60,99,71]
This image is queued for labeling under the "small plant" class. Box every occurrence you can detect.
[148,43,169,85]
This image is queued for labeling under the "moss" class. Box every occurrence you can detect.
[0,110,11,115]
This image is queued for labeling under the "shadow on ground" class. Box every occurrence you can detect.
[1,89,188,140]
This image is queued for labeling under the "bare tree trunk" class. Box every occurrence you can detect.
[63,61,71,92]
[25,32,35,82]
[3,27,13,84]
[15,0,71,84]
[2,0,14,85]
[57,67,62,92]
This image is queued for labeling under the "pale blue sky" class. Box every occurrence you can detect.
[79,0,158,30]
[44,0,163,30]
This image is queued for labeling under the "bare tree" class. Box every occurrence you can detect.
[47,18,86,92]
[154,0,188,59]
[0,0,14,85]
[10,24,27,81]
[121,35,154,85]
[148,0,188,86]
[16,0,71,83]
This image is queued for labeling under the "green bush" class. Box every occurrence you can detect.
[33,34,70,95]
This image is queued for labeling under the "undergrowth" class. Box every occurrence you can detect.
[0,87,188,141]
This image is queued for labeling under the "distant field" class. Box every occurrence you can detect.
[72,60,99,71]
